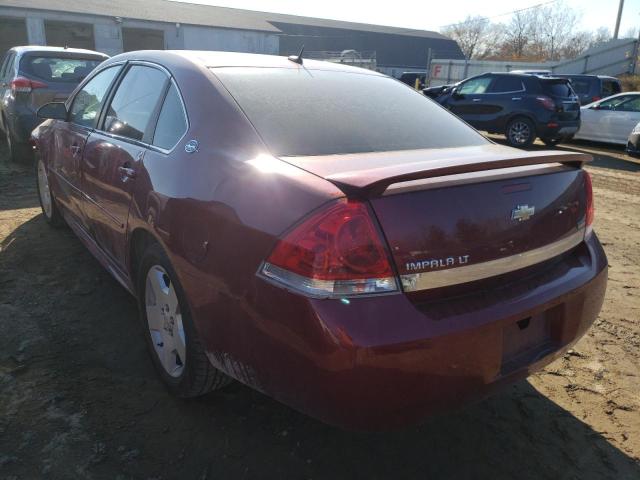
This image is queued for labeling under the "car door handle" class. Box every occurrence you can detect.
[118,165,136,180]
[472,98,482,102]
[512,97,522,101]
[70,144,81,157]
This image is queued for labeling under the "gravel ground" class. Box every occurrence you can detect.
[0,139,638,479]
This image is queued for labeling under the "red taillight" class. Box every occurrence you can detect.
[591,96,601,103]
[584,171,594,228]
[10,77,48,93]
[260,199,398,297]
[536,95,556,111]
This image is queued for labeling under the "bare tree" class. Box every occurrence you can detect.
[537,1,581,60]
[441,16,502,59]
[500,9,537,59]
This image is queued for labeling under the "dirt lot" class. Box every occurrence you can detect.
[0,139,639,480]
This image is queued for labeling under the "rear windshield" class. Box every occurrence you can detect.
[541,80,574,97]
[20,55,103,83]
[214,67,488,157]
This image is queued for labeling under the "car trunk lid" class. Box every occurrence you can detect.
[280,145,591,291]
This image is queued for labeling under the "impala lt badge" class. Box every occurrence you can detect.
[511,204,535,222]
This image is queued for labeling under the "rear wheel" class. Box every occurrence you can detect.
[506,117,535,148]
[138,243,232,397]
[36,158,64,227]
[5,127,31,163]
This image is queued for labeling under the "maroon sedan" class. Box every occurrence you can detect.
[32,51,607,429]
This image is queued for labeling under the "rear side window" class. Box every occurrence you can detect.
[489,76,524,93]
[21,56,103,83]
[0,52,15,80]
[214,68,488,157]
[69,65,120,128]
[104,65,167,142]
[616,96,640,112]
[542,81,573,97]
[602,79,621,96]
[152,84,187,150]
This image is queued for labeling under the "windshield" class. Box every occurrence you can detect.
[213,67,488,157]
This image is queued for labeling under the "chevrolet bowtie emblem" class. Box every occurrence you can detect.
[511,204,535,222]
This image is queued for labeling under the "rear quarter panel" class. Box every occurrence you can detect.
[125,54,343,385]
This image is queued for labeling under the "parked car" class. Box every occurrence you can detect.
[625,121,640,157]
[32,51,607,429]
[574,92,640,144]
[553,74,622,105]
[399,71,426,89]
[0,46,108,162]
[434,72,580,148]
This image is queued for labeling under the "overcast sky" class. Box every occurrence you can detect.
[173,0,640,36]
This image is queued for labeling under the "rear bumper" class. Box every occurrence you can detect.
[205,233,607,430]
[536,120,579,140]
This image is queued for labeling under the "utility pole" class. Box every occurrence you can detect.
[614,0,625,39]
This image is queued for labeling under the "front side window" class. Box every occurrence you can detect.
[104,65,167,142]
[69,65,120,128]
[152,84,187,150]
[458,77,493,95]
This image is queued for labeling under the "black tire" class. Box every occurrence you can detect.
[35,157,65,227]
[137,243,232,397]
[505,117,536,148]
[5,127,31,164]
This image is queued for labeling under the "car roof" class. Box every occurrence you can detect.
[553,74,619,80]
[9,45,109,58]
[104,50,384,76]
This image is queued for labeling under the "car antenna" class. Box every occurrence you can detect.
[288,45,304,65]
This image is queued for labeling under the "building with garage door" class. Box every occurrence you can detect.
[0,0,463,78]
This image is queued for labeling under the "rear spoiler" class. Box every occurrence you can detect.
[321,148,592,197]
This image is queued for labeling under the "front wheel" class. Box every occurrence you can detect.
[506,117,535,148]
[36,158,64,227]
[138,243,232,397]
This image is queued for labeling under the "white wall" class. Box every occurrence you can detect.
[182,25,278,54]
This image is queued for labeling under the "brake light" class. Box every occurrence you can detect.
[584,171,594,230]
[10,77,48,93]
[536,95,556,111]
[591,96,601,103]
[260,199,398,297]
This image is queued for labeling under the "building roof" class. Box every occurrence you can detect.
[6,0,449,39]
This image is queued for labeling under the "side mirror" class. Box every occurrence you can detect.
[452,88,463,99]
[37,102,67,120]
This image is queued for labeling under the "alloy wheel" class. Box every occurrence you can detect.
[508,121,531,145]
[145,265,186,378]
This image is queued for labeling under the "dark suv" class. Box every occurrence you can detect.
[0,46,108,162]
[553,74,622,105]
[434,72,580,147]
